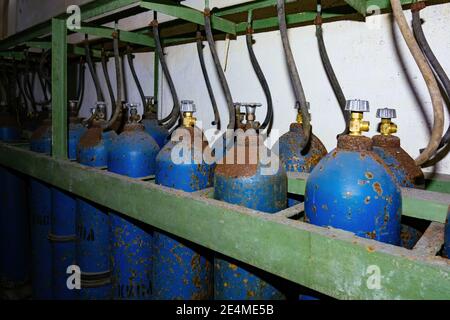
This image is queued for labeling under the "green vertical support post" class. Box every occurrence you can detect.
[154,49,159,116]
[51,18,68,159]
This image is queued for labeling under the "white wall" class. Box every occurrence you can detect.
[14,0,450,174]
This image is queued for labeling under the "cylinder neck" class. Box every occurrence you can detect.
[337,135,373,151]
[372,134,401,148]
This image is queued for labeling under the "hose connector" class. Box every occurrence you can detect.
[127,103,141,123]
[181,100,197,128]
[242,102,261,130]
[234,102,245,129]
[345,99,370,136]
[295,101,310,124]
[376,108,398,136]
[68,100,79,118]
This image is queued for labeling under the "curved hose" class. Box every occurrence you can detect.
[196,29,221,130]
[76,59,86,111]
[102,29,123,130]
[84,37,104,102]
[315,3,349,135]
[277,0,311,151]
[151,19,180,130]
[127,48,147,108]
[204,8,235,132]
[246,17,273,134]
[390,0,444,166]
[101,49,116,110]
[412,6,450,152]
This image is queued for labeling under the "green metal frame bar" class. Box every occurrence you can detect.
[77,26,155,47]
[139,0,237,35]
[25,41,104,58]
[0,51,25,60]
[51,19,68,159]
[345,0,422,16]
[0,143,448,300]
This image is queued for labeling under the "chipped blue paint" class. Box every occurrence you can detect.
[142,118,169,149]
[305,136,402,245]
[29,123,53,299]
[108,125,159,300]
[76,128,116,299]
[153,127,214,300]
[214,141,287,300]
[0,166,30,287]
[278,123,327,174]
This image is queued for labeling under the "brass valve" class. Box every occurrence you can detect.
[181,100,197,128]
[379,118,397,136]
[345,99,370,136]
[376,108,398,136]
[182,112,197,128]
[349,112,370,136]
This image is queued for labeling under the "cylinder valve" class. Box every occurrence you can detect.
[242,102,261,130]
[345,99,370,136]
[181,100,197,127]
[376,108,398,136]
[127,103,141,123]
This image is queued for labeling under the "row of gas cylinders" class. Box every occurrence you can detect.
[0,98,449,300]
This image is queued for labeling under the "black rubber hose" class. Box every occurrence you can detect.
[127,49,147,109]
[103,29,123,130]
[196,30,221,130]
[315,5,349,135]
[246,26,273,134]
[101,50,116,110]
[76,59,86,111]
[412,9,450,151]
[151,20,180,130]
[204,8,235,131]
[277,0,311,150]
[84,38,104,102]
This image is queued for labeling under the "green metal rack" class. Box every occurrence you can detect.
[0,0,449,299]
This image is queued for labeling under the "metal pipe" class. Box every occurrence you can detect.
[412,6,450,153]
[102,25,123,130]
[276,0,311,151]
[390,0,444,166]
[315,2,349,135]
[196,29,221,130]
[84,36,104,102]
[101,48,116,111]
[204,7,235,132]
[127,47,147,109]
[76,58,86,112]
[246,11,273,134]
[151,19,180,130]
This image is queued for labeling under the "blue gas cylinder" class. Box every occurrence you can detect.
[76,123,116,300]
[0,104,21,142]
[305,101,402,245]
[0,167,30,288]
[29,119,53,299]
[153,101,214,300]
[0,106,30,289]
[278,105,327,174]
[214,130,288,300]
[108,105,159,300]
[278,108,327,208]
[371,108,425,249]
[50,105,87,300]
[141,97,169,148]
